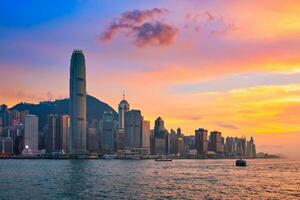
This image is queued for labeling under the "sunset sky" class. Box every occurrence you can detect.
[1,0,300,157]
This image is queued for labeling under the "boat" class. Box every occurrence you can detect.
[130,155,141,160]
[155,158,173,161]
[155,155,173,161]
[89,155,99,159]
[236,159,247,167]
[103,154,116,160]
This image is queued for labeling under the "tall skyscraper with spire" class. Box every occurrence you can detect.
[118,94,129,129]
[117,94,129,149]
[69,49,87,154]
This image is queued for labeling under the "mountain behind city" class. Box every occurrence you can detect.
[9,95,118,129]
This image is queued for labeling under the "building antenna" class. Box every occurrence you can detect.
[123,91,125,100]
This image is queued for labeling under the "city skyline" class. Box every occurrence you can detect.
[1,1,300,158]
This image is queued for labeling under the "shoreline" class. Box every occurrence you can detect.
[0,156,281,160]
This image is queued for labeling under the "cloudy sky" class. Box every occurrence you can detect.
[1,0,300,157]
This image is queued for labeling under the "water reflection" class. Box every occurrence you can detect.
[0,159,299,199]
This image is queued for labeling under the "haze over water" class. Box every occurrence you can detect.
[1,159,299,200]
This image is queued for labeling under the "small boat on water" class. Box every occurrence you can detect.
[155,154,173,161]
[236,159,247,167]
[103,154,117,160]
[155,158,173,161]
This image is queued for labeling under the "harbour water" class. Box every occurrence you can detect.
[0,159,299,199]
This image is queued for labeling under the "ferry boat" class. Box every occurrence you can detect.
[103,154,117,160]
[155,158,173,162]
[155,155,172,161]
[236,159,247,167]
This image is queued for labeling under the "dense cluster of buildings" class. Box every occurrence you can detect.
[0,50,256,159]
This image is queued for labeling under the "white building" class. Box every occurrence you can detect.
[24,114,39,151]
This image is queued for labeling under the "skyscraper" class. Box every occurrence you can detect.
[24,114,39,151]
[195,128,208,155]
[125,110,142,148]
[118,94,130,129]
[152,117,169,155]
[100,111,117,153]
[154,117,166,138]
[169,131,178,155]
[141,120,150,149]
[45,114,58,153]
[69,50,87,154]
[45,114,70,153]
[59,115,70,153]
[208,131,224,154]
[117,95,129,150]
[0,104,10,128]
[246,137,256,158]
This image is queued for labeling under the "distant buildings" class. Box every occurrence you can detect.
[0,50,258,158]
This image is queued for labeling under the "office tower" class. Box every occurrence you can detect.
[195,128,208,155]
[208,131,225,154]
[141,120,150,149]
[0,117,2,138]
[152,117,169,155]
[183,136,195,150]
[177,128,182,137]
[0,137,13,155]
[45,114,70,153]
[154,117,166,138]
[153,138,167,155]
[100,111,117,153]
[237,137,247,156]
[169,132,178,155]
[178,137,184,156]
[250,137,256,158]
[9,110,21,128]
[24,115,39,151]
[20,110,29,124]
[0,104,10,127]
[117,95,129,150]
[125,110,142,148]
[220,137,225,153]
[45,114,59,153]
[225,137,235,156]
[246,137,256,158]
[69,49,87,154]
[59,115,70,152]
[87,127,98,152]
[118,94,130,129]
[150,129,155,155]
